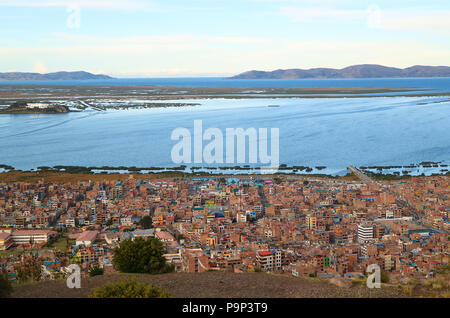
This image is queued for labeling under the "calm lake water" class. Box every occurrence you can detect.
[1,77,450,93]
[0,78,449,174]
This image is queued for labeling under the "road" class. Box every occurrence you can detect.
[348,166,422,222]
[347,166,379,187]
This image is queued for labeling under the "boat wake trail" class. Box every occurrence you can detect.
[1,112,103,138]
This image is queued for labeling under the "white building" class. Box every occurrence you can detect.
[120,216,133,226]
[357,223,374,243]
[11,230,52,245]
[256,250,282,271]
[26,103,50,109]
[75,230,98,247]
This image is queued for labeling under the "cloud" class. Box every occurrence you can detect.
[2,34,449,76]
[33,61,47,73]
[280,5,450,35]
[44,33,268,47]
[109,69,234,78]
[280,7,363,22]
[0,0,152,10]
[381,10,450,35]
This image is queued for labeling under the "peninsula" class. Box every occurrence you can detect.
[0,101,70,114]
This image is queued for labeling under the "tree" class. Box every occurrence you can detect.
[274,177,283,185]
[113,237,173,274]
[89,278,170,298]
[139,216,153,229]
[15,254,42,283]
[0,272,13,298]
[176,233,185,243]
[89,266,104,277]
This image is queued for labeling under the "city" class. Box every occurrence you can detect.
[1,171,448,297]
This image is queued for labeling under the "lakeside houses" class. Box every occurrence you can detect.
[0,175,448,283]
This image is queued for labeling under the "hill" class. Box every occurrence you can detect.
[230,64,450,79]
[0,71,113,81]
[11,272,406,298]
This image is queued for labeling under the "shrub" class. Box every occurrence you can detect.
[435,265,450,274]
[425,278,447,291]
[113,237,174,274]
[351,278,365,286]
[402,285,414,297]
[0,273,13,298]
[15,255,42,283]
[440,291,450,298]
[89,266,104,277]
[89,278,170,298]
[380,270,390,284]
[139,216,153,229]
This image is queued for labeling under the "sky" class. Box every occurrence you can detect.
[0,0,449,77]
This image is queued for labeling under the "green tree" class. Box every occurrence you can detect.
[0,272,13,298]
[16,254,42,283]
[89,278,170,298]
[89,266,104,277]
[139,216,153,229]
[274,177,283,185]
[113,237,173,274]
[176,233,185,243]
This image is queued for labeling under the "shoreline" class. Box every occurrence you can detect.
[0,164,448,183]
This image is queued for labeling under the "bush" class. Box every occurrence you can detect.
[402,285,414,297]
[89,266,104,277]
[139,216,153,229]
[425,278,447,291]
[380,270,390,284]
[351,278,365,286]
[16,255,42,283]
[89,278,170,298]
[0,273,13,298]
[113,237,174,274]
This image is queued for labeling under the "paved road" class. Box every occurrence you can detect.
[348,166,378,186]
[348,166,422,222]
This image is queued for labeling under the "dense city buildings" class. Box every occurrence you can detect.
[0,174,448,284]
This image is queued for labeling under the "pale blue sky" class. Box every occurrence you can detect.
[0,0,449,77]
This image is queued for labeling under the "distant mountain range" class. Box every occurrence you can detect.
[230,64,450,79]
[0,71,114,81]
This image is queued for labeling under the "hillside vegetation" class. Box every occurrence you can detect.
[11,272,408,298]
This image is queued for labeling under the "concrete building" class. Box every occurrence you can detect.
[357,223,374,243]
[75,230,99,247]
[11,230,54,245]
[0,232,13,250]
[306,214,317,230]
[256,250,282,271]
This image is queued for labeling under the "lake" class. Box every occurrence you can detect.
[0,78,449,174]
